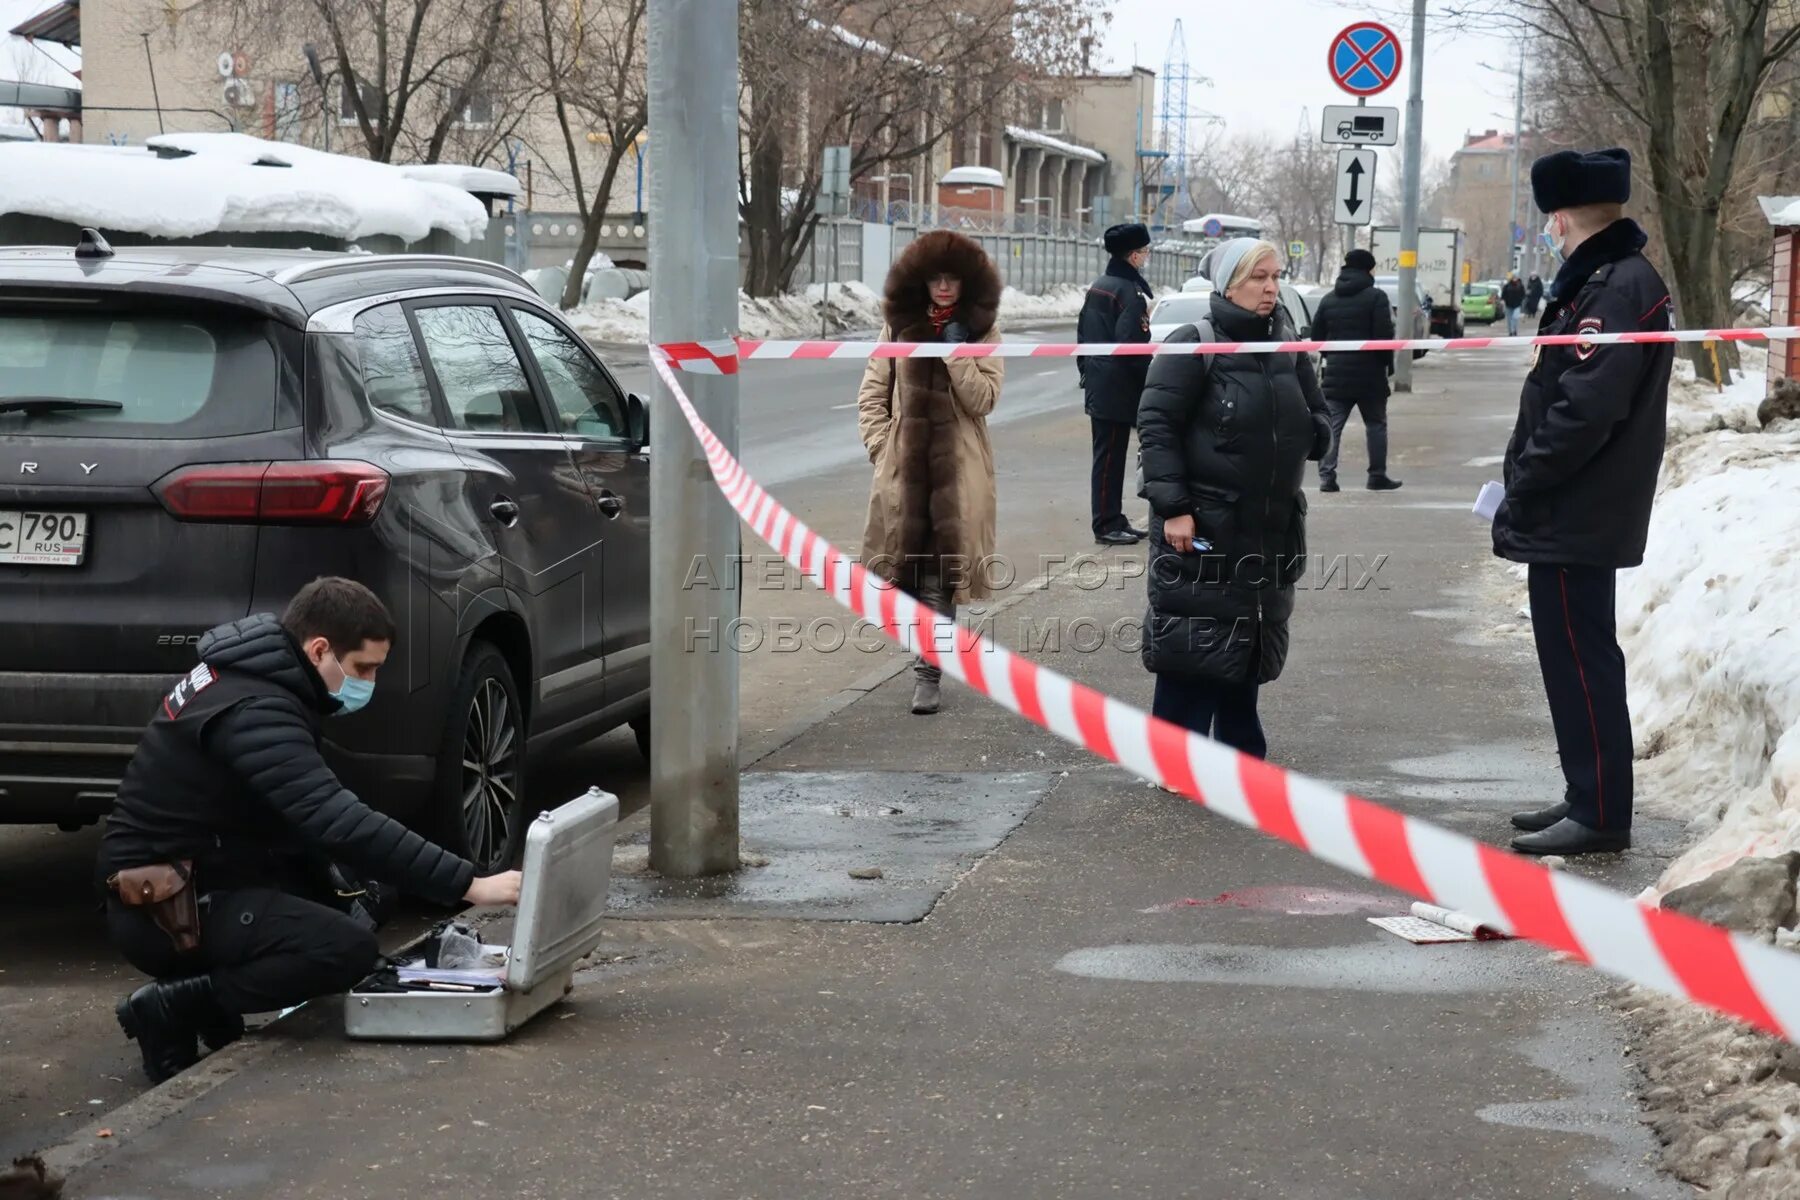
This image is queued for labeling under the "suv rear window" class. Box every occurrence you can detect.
[0,310,279,439]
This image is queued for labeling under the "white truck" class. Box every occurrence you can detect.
[1369,226,1466,339]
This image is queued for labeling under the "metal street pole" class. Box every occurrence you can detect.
[1507,41,1523,280]
[647,0,740,877]
[1392,0,1426,392]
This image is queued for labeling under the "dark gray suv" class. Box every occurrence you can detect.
[0,238,651,873]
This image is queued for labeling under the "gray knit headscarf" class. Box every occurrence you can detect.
[1201,237,1265,292]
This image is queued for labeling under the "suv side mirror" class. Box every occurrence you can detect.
[626,393,649,449]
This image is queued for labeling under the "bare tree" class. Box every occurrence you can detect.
[738,0,1107,297]
[531,0,649,308]
[183,0,529,166]
[1448,0,1800,368]
[1185,128,1271,220]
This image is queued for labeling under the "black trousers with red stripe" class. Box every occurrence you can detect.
[1090,417,1133,536]
[1528,563,1634,831]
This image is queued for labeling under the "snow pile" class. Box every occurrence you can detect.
[1619,366,1800,896]
[1620,987,1800,1192]
[0,132,507,244]
[566,279,1119,345]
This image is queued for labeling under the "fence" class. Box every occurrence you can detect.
[791,218,1208,296]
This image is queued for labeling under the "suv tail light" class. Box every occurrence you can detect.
[153,461,390,524]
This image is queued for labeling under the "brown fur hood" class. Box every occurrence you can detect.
[882,230,1003,339]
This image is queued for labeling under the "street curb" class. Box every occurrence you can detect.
[31,917,473,1185]
[36,1032,284,1183]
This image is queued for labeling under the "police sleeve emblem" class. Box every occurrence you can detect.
[162,662,217,718]
[1575,316,1603,362]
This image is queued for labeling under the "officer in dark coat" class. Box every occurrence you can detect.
[1496,148,1675,856]
[1078,222,1155,545]
[97,577,523,1082]
[1309,248,1401,492]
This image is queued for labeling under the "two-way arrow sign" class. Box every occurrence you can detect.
[1334,148,1376,226]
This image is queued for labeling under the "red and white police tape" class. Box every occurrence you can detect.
[647,345,1800,1042]
[655,325,1800,375]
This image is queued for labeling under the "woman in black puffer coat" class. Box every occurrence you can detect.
[1137,238,1332,757]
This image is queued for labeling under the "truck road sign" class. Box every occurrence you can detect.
[1321,104,1399,146]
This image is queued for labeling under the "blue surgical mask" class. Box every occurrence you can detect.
[332,675,375,715]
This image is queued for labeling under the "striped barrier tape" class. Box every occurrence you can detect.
[649,344,1800,1042]
[656,325,1800,373]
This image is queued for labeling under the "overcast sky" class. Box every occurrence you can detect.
[1096,0,1530,167]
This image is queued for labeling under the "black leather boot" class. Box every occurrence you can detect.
[116,975,222,1084]
[1510,798,1571,833]
[1511,818,1630,856]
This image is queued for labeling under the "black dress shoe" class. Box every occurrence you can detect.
[1123,523,1149,539]
[1510,799,1571,832]
[1367,475,1404,491]
[1095,528,1141,546]
[116,975,224,1084]
[1511,817,1630,856]
[1319,479,1340,493]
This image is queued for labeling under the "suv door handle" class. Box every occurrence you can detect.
[596,491,624,519]
[489,497,520,526]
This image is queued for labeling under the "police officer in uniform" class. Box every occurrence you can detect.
[1496,148,1675,856]
[1078,222,1155,546]
[98,577,523,1082]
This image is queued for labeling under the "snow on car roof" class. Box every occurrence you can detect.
[0,133,516,244]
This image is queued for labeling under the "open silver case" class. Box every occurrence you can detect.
[343,787,619,1042]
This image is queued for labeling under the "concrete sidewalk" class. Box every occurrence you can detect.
[55,347,1690,1199]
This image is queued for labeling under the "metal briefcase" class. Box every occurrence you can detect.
[344,786,619,1042]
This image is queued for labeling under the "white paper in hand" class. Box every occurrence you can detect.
[1473,481,1505,520]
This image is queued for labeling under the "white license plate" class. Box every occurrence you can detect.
[0,509,89,566]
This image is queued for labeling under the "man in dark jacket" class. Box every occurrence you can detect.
[1524,273,1544,317]
[1502,274,1528,336]
[1496,148,1675,857]
[1309,248,1402,492]
[99,577,522,1082]
[1079,222,1155,545]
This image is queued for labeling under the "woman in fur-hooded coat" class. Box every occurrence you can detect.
[856,230,1005,609]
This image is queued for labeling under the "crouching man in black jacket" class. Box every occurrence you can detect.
[1495,148,1675,857]
[98,577,522,1082]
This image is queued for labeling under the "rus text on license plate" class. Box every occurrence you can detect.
[0,510,88,566]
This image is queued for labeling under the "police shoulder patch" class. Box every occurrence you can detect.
[162,661,217,718]
[1575,315,1603,362]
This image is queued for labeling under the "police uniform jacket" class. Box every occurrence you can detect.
[1078,258,1154,424]
[1493,219,1674,569]
[97,614,476,905]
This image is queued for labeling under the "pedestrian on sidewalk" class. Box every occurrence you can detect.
[856,230,1004,716]
[1524,272,1544,317]
[1137,238,1332,758]
[97,578,522,1084]
[1496,147,1675,857]
[1078,222,1156,546]
[1502,273,1527,336]
[1309,248,1402,493]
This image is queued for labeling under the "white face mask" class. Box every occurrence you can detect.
[1542,214,1566,265]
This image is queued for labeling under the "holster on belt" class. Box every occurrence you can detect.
[107,861,200,953]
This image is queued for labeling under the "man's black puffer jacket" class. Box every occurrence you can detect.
[1307,267,1393,404]
[99,613,476,905]
[1137,293,1332,685]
